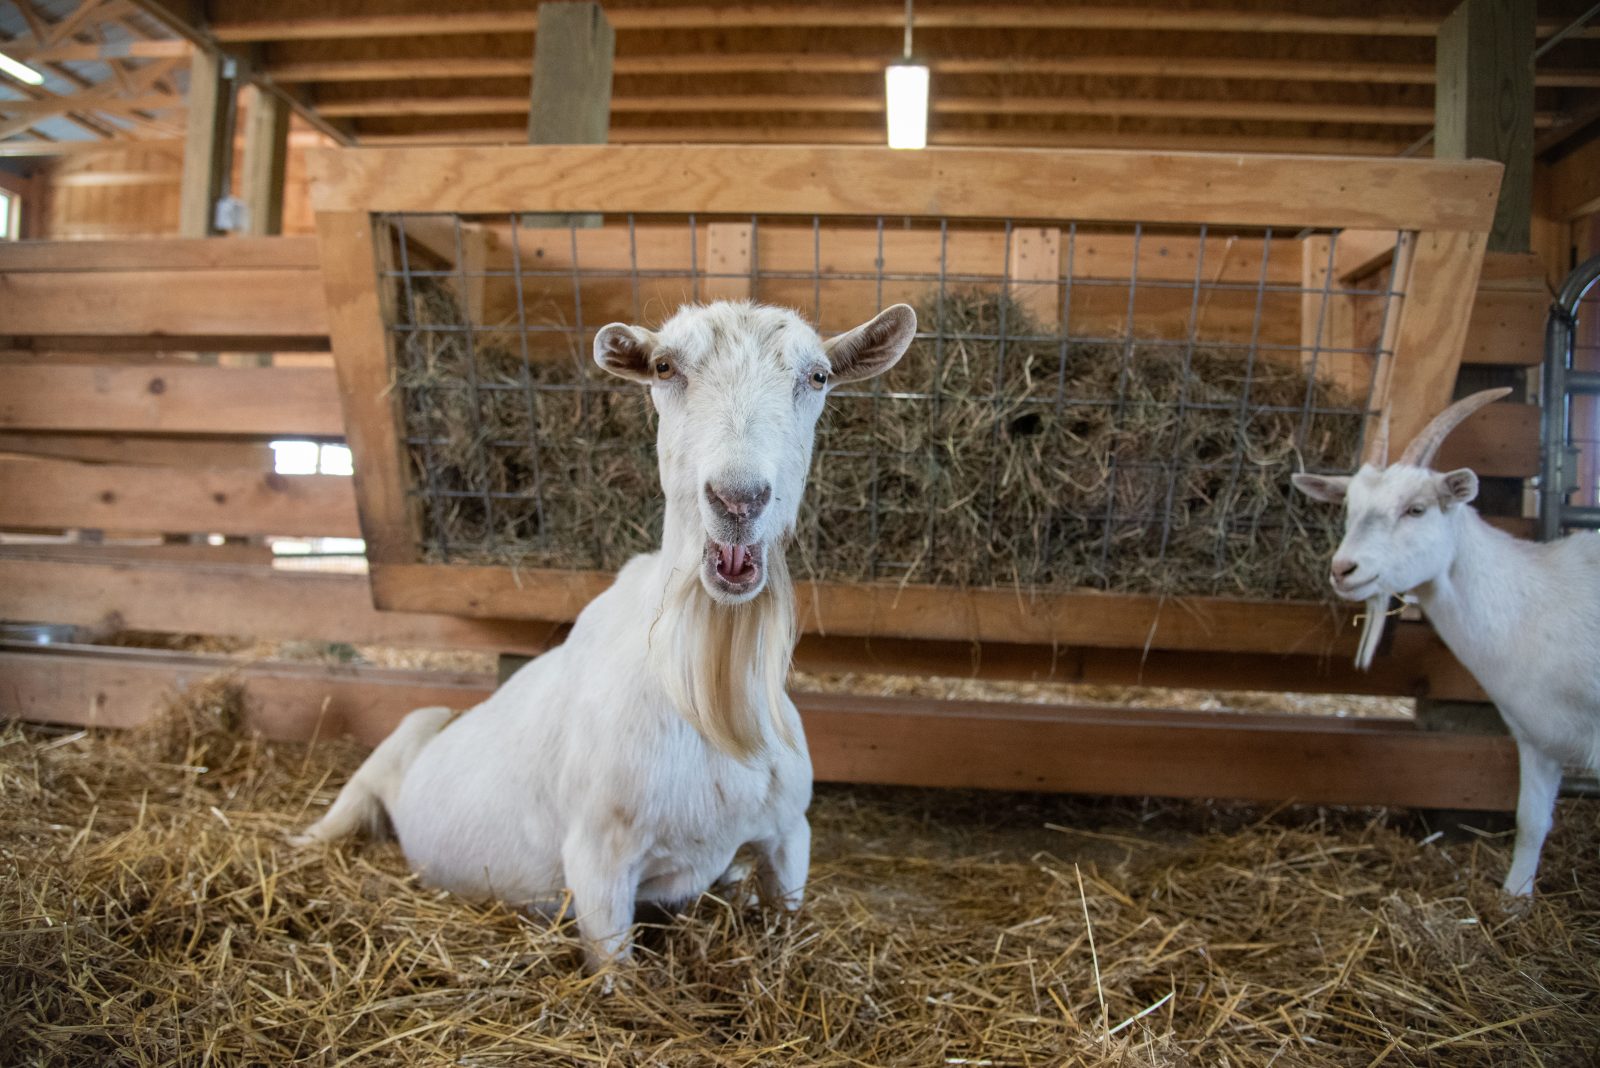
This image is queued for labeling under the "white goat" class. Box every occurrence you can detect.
[296,300,918,966]
[1293,388,1600,896]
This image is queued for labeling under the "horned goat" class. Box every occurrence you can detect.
[1293,388,1600,896]
[295,300,918,966]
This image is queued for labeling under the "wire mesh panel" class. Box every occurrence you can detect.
[377,211,1398,601]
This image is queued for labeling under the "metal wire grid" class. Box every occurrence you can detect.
[377,212,1399,597]
[1575,285,1600,510]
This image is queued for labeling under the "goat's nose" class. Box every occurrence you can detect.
[1331,556,1359,581]
[706,481,772,523]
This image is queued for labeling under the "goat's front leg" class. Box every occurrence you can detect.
[1503,741,1563,897]
[562,839,639,972]
[753,817,811,910]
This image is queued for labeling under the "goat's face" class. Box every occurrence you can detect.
[595,301,916,605]
[1292,463,1480,601]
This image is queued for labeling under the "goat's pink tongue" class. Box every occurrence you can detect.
[716,542,749,576]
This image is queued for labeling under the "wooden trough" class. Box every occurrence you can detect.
[0,144,1549,811]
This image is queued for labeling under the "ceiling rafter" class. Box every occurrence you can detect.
[206,5,1599,43]
[262,52,1600,91]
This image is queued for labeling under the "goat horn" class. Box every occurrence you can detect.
[1396,387,1513,469]
[1368,409,1390,467]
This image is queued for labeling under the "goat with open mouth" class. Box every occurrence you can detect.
[296,299,918,971]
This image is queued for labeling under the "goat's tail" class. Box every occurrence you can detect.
[290,706,454,847]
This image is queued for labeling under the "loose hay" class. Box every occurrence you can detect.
[5,691,1598,1066]
[395,285,1360,601]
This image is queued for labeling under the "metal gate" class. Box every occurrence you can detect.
[1540,253,1600,539]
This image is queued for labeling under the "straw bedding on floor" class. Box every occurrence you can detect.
[4,682,1597,1066]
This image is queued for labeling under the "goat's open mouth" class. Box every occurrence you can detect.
[703,538,765,598]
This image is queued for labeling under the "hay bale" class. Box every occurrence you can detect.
[4,712,1598,1066]
[395,284,1360,599]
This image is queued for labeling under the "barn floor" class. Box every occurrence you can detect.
[4,683,1598,1067]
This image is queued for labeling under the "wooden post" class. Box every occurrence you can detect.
[178,49,231,238]
[241,86,290,237]
[1435,0,1533,253]
[704,222,753,301]
[526,1,614,228]
[1008,227,1061,330]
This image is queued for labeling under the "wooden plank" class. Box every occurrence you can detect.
[703,222,753,302]
[0,642,493,745]
[306,146,1505,233]
[1461,287,1548,366]
[0,541,274,566]
[178,48,228,237]
[1543,134,1600,223]
[1381,231,1491,459]
[800,691,1517,810]
[0,365,342,436]
[0,267,327,341]
[1007,227,1060,329]
[1436,0,1534,253]
[1433,401,1539,477]
[368,561,1356,656]
[0,555,565,654]
[0,457,361,538]
[315,210,419,565]
[0,235,322,271]
[0,432,272,468]
[0,643,1517,810]
[241,86,290,236]
[0,554,1484,701]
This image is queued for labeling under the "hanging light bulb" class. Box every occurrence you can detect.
[885,0,928,150]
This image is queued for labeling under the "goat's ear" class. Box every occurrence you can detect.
[1436,467,1479,506]
[1291,473,1350,504]
[823,304,917,384]
[593,323,659,383]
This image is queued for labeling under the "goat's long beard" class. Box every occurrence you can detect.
[649,546,799,760]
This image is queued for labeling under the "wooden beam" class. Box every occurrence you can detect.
[211,6,1600,42]
[1,37,191,62]
[0,642,1517,810]
[314,211,419,565]
[315,92,1517,130]
[0,553,1484,701]
[529,1,612,144]
[241,86,290,236]
[306,145,1505,232]
[0,457,360,538]
[1436,0,1534,253]
[350,124,1415,157]
[178,47,230,236]
[367,561,1360,656]
[262,53,1600,90]
[526,1,613,229]
[0,365,342,436]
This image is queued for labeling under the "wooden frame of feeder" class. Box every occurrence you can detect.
[310,144,1502,657]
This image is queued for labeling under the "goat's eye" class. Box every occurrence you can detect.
[653,357,674,381]
[1404,503,1428,518]
[809,369,828,391]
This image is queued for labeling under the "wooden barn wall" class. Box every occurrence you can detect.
[39,126,323,240]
